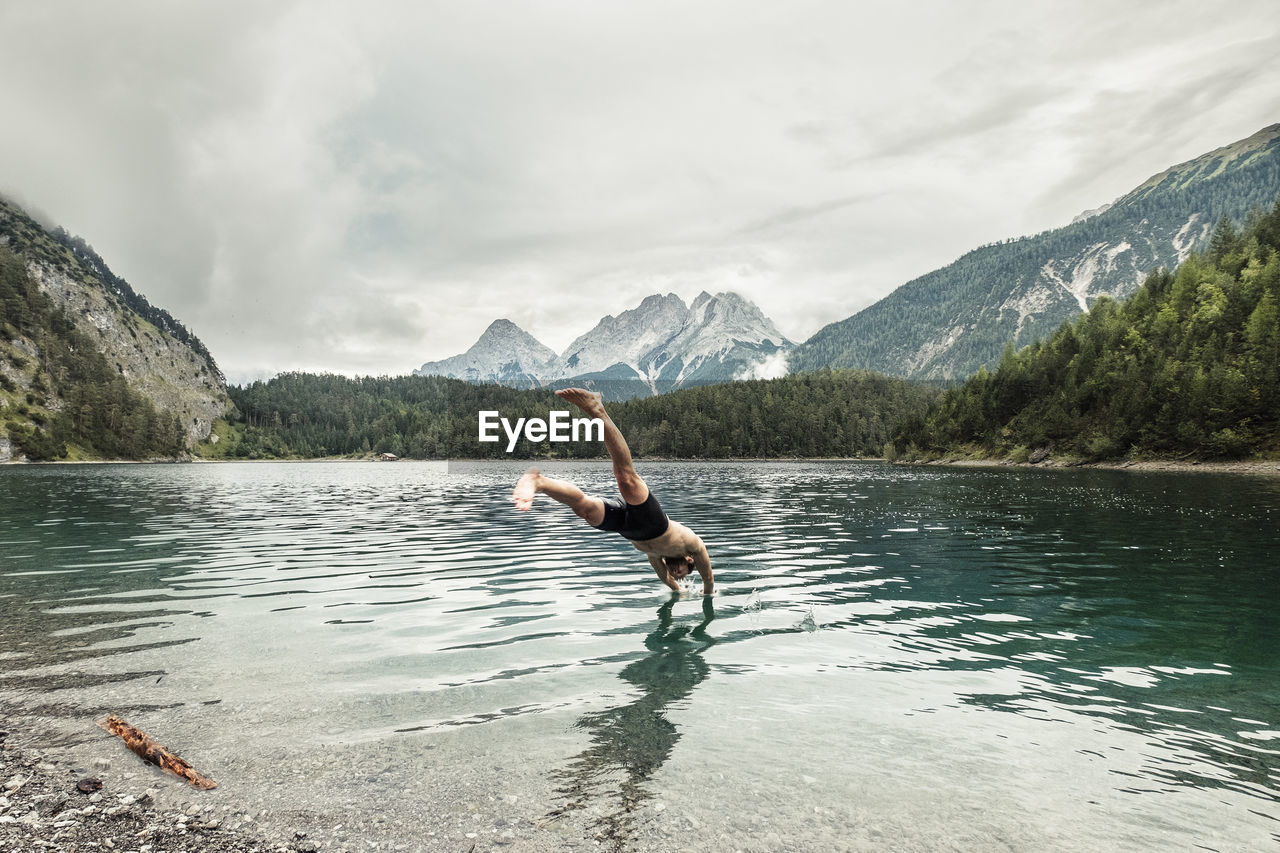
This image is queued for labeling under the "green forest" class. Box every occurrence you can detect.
[0,248,187,460]
[894,202,1280,461]
[221,369,939,460]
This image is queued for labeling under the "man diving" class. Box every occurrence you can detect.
[512,388,714,595]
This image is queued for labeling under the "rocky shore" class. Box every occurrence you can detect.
[0,730,315,853]
[914,455,1280,477]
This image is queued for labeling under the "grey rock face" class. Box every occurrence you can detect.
[28,262,231,443]
[415,291,792,396]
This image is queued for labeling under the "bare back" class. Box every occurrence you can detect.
[628,519,699,559]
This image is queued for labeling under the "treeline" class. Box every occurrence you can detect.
[608,370,936,458]
[228,374,566,459]
[895,202,1280,460]
[224,369,939,459]
[1,248,186,460]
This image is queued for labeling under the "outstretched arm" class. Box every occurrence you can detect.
[647,555,683,592]
[690,540,714,595]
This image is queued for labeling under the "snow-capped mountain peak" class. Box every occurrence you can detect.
[556,292,691,381]
[413,318,556,383]
[413,291,792,397]
[546,291,792,392]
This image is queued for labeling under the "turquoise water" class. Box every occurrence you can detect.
[1,461,1278,851]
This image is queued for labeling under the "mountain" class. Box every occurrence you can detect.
[895,198,1280,461]
[555,292,692,383]
[414,291,793,398]
[413,318,557,383]
[553,291,791,393]
[1,195,231,461]
[790,123,1280,380]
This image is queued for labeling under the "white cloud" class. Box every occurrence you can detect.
[1,0,1276,384]
[736,350,791,381]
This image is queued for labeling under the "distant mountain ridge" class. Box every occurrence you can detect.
[415,290,792,398]
[790,123,1280,380]
[895,195,1280,461]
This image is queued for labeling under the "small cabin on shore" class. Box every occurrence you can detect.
[377,452,399,462]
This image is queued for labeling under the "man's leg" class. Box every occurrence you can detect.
[555,388,649,505]
[513,467,606,526]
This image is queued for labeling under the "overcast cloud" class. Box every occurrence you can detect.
[1,1,1277,383]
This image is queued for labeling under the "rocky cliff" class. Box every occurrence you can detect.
[1,195,231,460]
[27,262,228,441]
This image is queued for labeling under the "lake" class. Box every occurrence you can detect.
[1,460,1278,851]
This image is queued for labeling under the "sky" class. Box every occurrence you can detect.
[1,1,1278,384]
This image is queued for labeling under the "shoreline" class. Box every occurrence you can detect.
[6,454,1280,477]
[0,731,304,853]
[906,455,1280,477]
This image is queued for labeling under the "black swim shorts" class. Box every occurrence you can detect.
[595,490,670,541]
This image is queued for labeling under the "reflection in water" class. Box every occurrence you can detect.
[546,596,715,850]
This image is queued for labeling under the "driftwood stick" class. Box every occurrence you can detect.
[98,714,217,790]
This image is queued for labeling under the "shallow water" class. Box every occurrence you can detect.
[1,460,1278,851]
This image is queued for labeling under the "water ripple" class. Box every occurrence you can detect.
[1,460,1278,849]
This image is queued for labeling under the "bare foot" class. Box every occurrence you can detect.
[513,467,541,511]
[555,387,606,418]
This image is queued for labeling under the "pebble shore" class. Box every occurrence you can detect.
[918,456,1280,476]
[0,731,318,853]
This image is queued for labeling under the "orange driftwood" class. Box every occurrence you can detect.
[99,714,217,789]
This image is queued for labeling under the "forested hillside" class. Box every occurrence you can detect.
[0,195,230,461]
[1,248,186,460]
[222,369,937,459]
[894,202,1280,461]
[791,124,1280,381]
